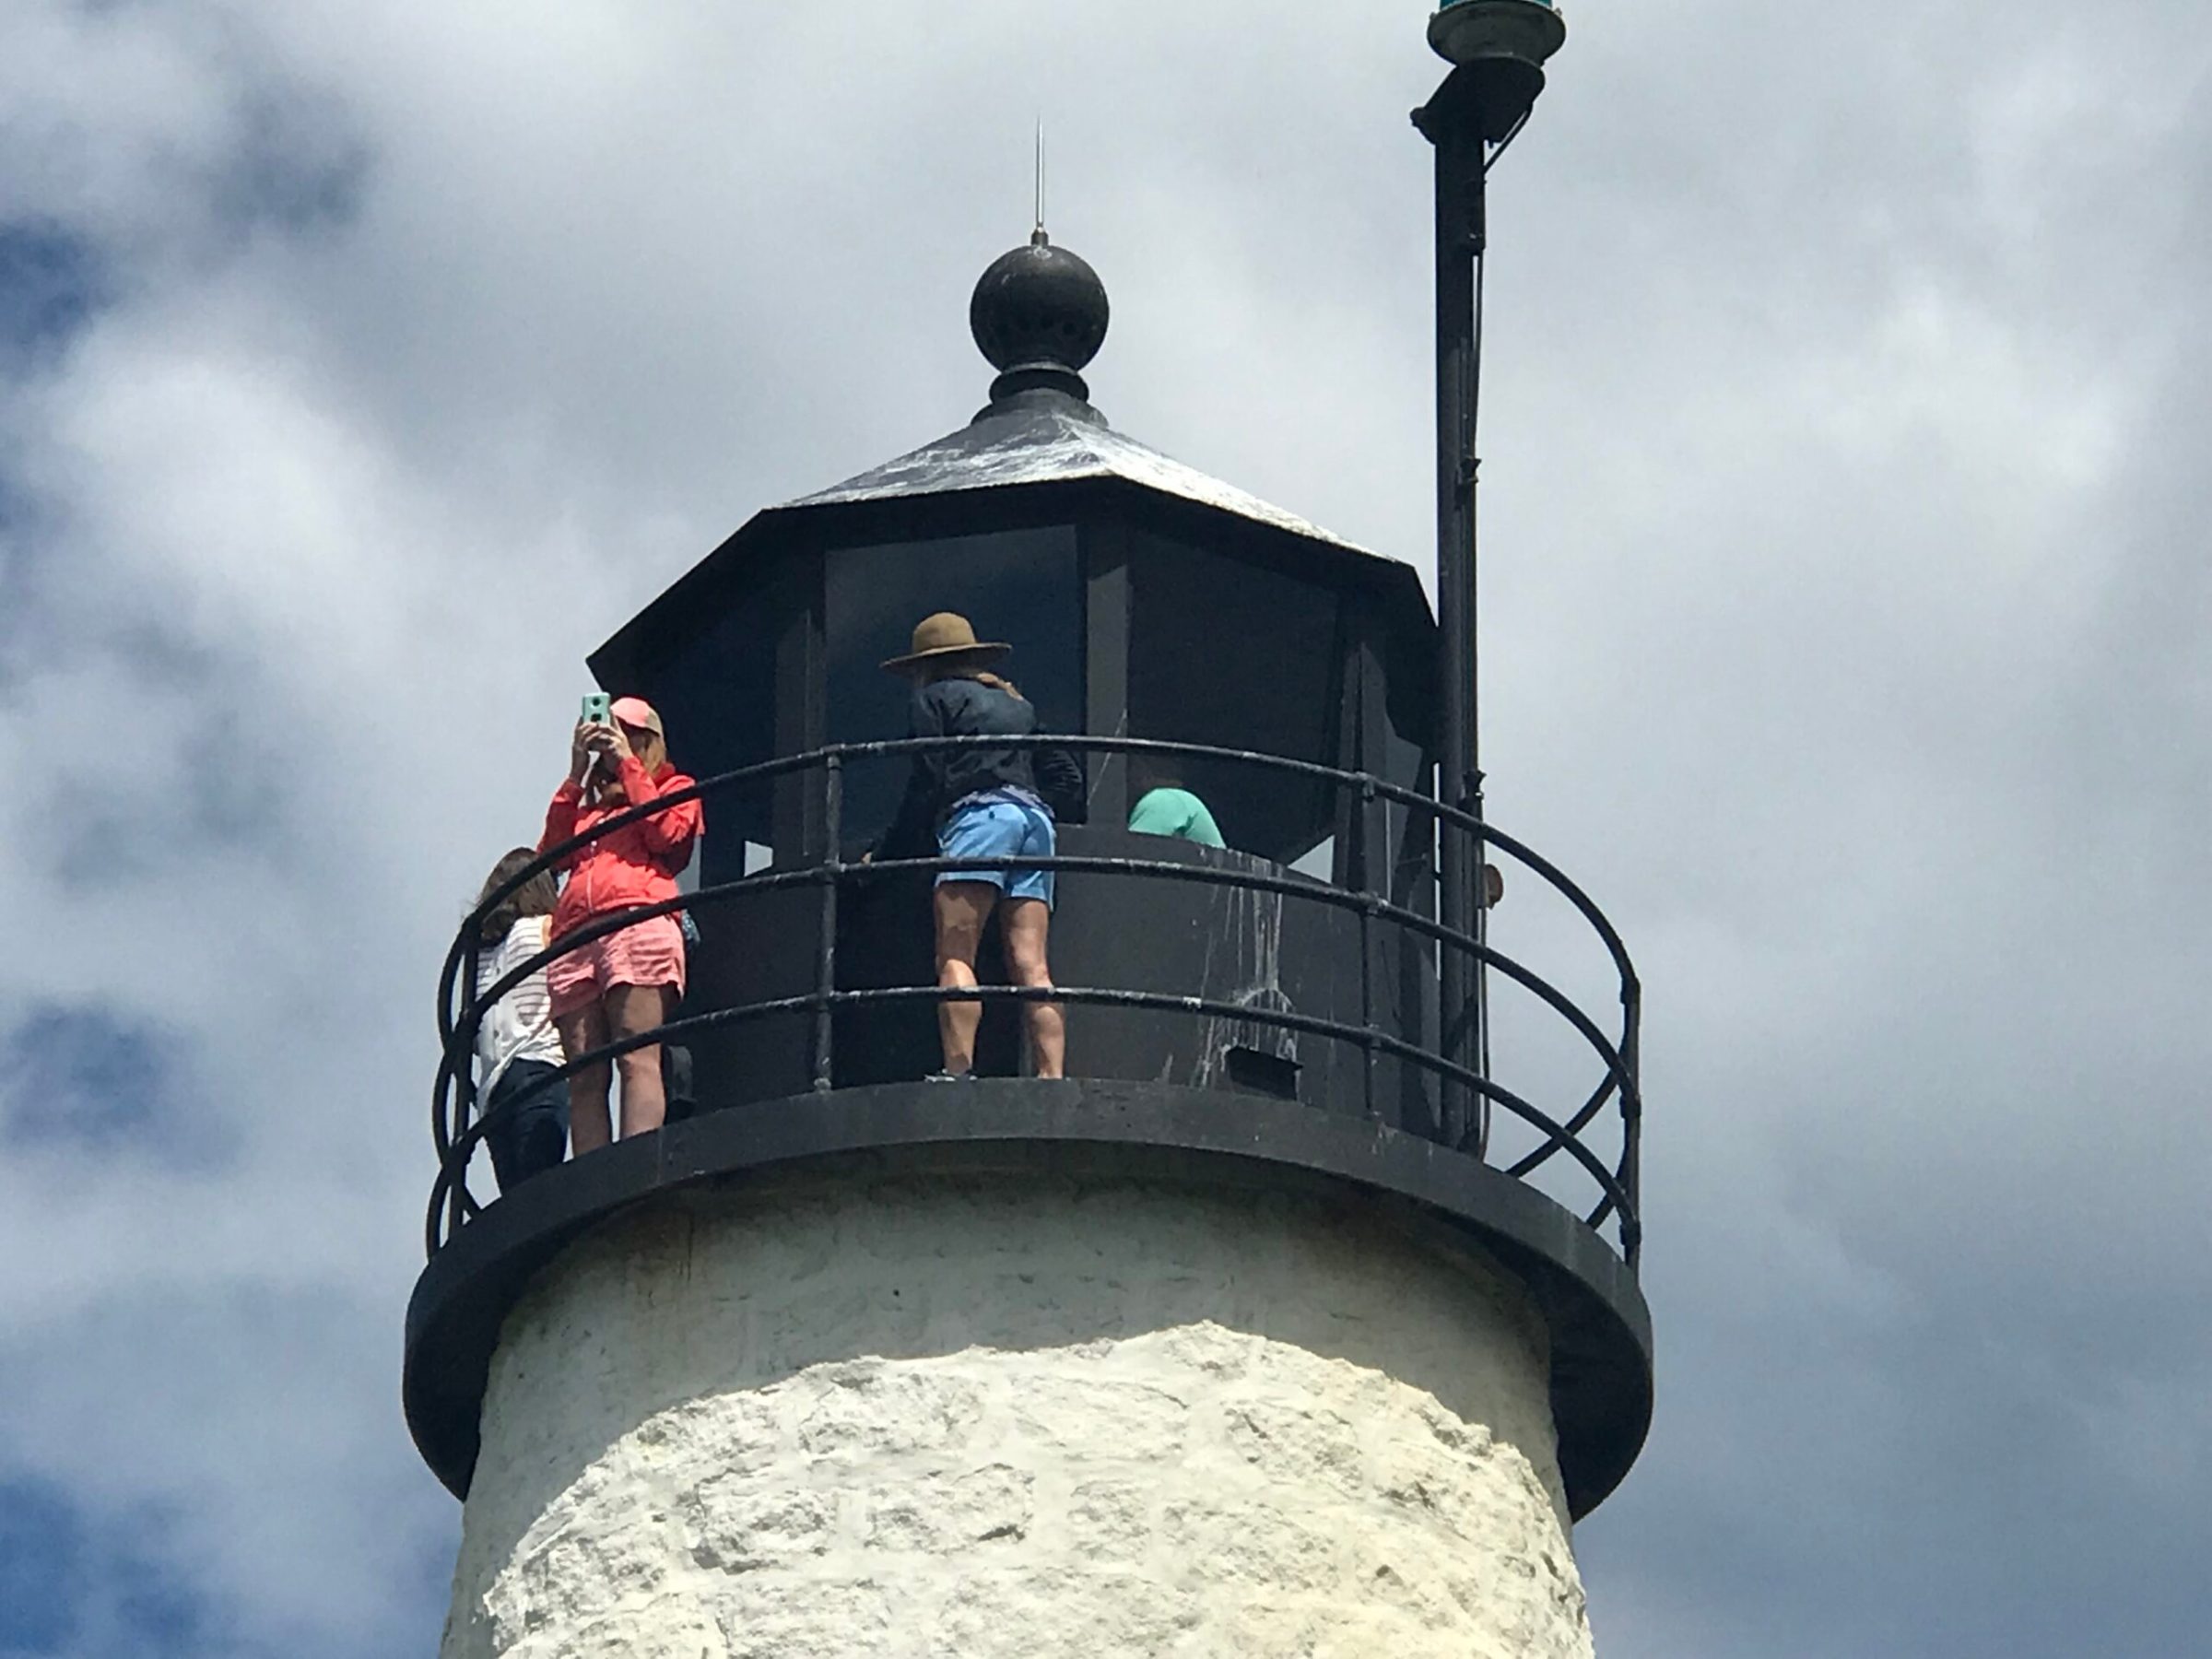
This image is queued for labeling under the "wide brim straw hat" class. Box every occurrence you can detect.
[879,611,1012,674]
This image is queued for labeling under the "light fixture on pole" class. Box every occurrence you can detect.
[1429,0,1567,135]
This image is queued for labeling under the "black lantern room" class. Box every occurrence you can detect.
[588,236,1444,1119]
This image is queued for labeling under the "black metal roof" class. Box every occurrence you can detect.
[784,387,1369,554]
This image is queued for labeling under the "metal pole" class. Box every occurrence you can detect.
[1418,75,1488,1153]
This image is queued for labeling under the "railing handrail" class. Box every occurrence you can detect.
[432,733,1642,1270]
[442,734,1641,1033]
[438,850,1638,1194]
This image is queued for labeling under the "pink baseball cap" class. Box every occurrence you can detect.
[609,696,663,736]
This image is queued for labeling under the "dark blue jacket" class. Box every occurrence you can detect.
[879,677,1086,858]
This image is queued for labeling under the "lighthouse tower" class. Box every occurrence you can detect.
[408,18,1647,1656]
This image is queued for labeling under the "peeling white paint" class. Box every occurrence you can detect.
[1194,881,1296,1086]
[441,1175,1592,1658]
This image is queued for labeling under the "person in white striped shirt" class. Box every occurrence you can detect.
[470,849,570,1190]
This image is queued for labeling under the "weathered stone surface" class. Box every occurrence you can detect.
[504,1601,728,1659]
[712,1576,896,1659]
[865,1464,1032,1554]
[1161,1498,1342,1594]
[934,1567,1203,1653]
[440,1174,1593,1658]
[681,1479,837,1572]
[1009,1373,1190,1462]
[1068,1479,1152,1562]
[1220,1397,1366,1496]
[794,1364,986,1462]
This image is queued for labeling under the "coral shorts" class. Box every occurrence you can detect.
[547,912,687,1018]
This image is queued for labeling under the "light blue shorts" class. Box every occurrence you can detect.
[937,795,1056,906]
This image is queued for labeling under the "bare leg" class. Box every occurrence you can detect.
[606,982,671,1139]
[933,881,997,1074]
[1001,898,1064,1078]
[557,1002,613,1154]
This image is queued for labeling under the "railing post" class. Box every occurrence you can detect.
[1356,883,1372,1117]
[1470,771,1492,1160]
[1357,773,1386,1124]
[448,934,482,1245]
[813,754,842,1093]
[1618,978,1642,1272]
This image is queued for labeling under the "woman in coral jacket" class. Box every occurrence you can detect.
[539,696,701,1153]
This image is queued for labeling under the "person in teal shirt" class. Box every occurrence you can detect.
[1128,782,1225,849]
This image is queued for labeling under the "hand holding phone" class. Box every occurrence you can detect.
[571,694,613,786]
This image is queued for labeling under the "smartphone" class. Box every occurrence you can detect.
[581,692,613,726]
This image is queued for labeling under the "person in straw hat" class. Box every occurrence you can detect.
[878,613,1085,1080]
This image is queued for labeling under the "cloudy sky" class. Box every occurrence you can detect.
[2,2,2206,1654]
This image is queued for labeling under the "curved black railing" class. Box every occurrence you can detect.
[429,735,1642,1270]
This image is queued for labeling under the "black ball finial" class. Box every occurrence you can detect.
[970,229,1110,413]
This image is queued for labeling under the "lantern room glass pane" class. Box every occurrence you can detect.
[1126,533,1343,865]
[824,527,1083,842]
[621,557,791,881]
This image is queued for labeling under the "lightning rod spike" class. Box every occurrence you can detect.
[1032,119,1049,247]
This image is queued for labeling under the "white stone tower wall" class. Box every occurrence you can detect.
[441,1173,1594,1658]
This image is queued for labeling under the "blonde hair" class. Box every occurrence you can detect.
[629,725,669,773]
